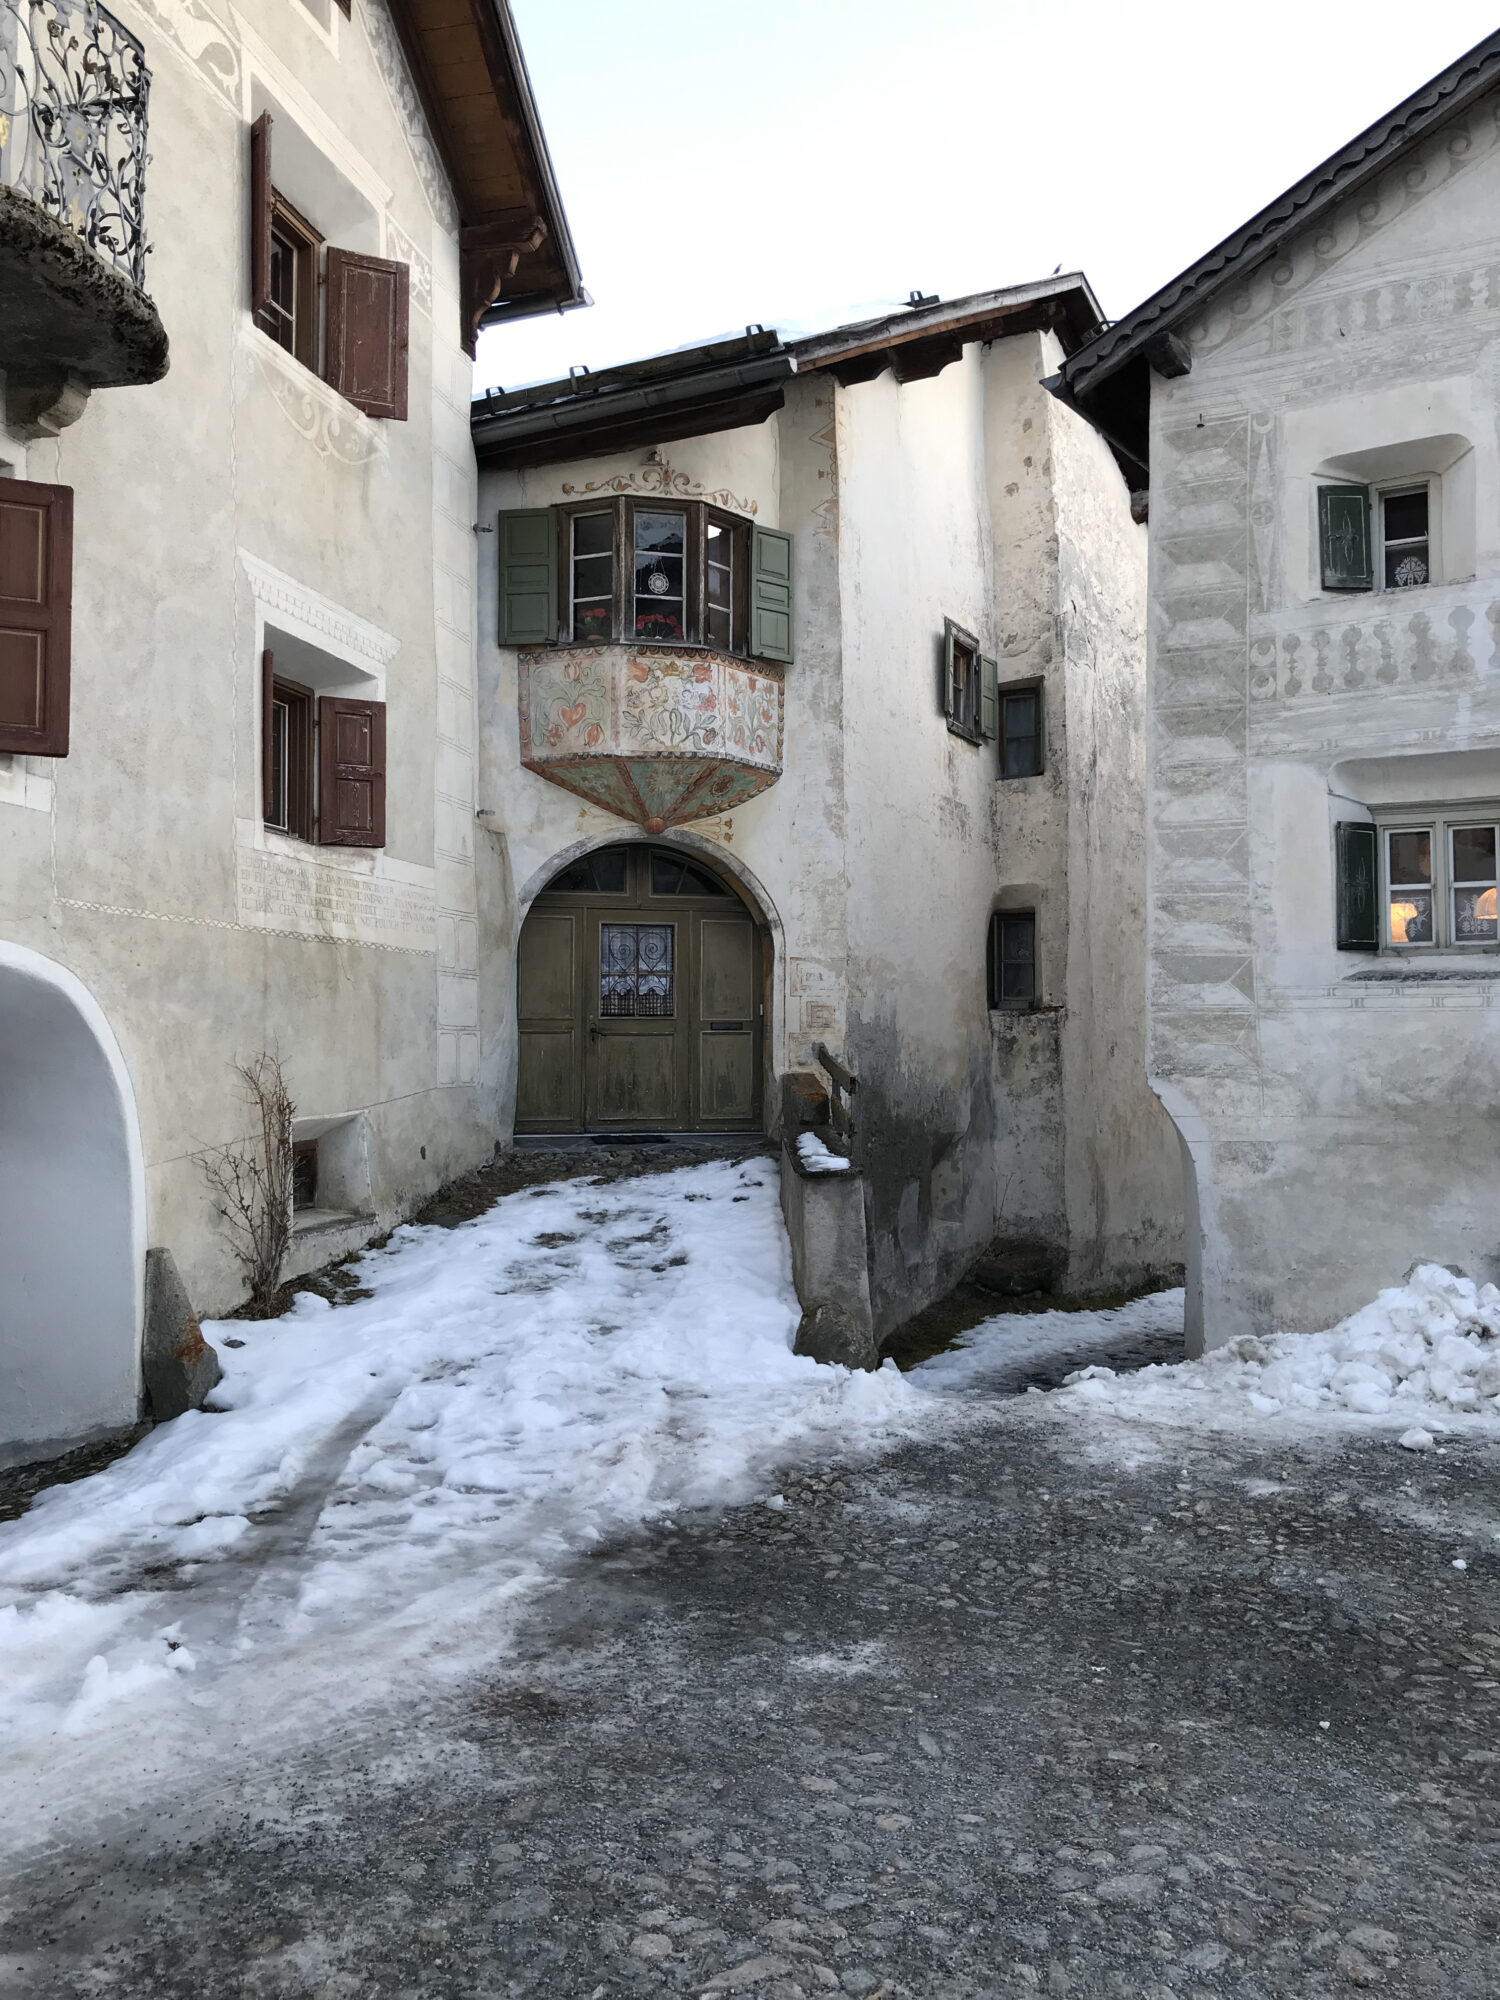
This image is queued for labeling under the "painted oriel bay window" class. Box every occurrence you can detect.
[498,501,794,663]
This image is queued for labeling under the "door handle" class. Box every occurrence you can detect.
[589,1022,599,1043]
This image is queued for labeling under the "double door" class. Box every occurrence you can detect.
[516,846,762,1133]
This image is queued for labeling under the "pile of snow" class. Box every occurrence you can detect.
[0,1159,923,1770]
[1056,1263,1500,1434]
[796,1130,851,1174]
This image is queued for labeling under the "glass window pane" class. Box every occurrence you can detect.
[650,855,685,896]
[1387,830,1431,886]
[1002,691,1039,777]
[999,916,1035,1001]
[1382,490,1428,542]
[1454,885,1498,943]
[574,512,612,557]
[1451,825,1497,882]
[573,601,611,641]
[1388,893,1433,946]
[591,847,628,893]
[600,922,675,1016]
[634,511,686,642]
[1385,542,1429,590]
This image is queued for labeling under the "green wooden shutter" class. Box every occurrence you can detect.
[1335,822,1379,951]
[498,509,556,645]
[979,656,998,741]
[1319,485,1372,592]
[750,526,793,662]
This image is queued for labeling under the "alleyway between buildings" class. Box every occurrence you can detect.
[2,1161,1499,1998]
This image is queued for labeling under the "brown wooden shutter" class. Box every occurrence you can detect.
[317,695,385,846]
[250,111,272,318]
[324,250,409,420]
[0,478,73,757]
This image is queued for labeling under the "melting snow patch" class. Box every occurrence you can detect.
[1052,1264,1500,1437]
[796,1132,851,1174]
[0,1159,926,1777]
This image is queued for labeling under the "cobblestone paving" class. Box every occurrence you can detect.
[4,1407,1499,1999]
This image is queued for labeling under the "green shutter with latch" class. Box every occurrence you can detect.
[1319,485,1372,592]
[750,526,793,662]
[498,508,556,645]
[1335,821,1379,950]
[979,656,998,741]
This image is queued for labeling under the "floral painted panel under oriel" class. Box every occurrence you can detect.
[517,646,784,832]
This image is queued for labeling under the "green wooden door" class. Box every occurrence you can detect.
[515,910,580,1129]
[515,844,763,1134]
[695,911,758,1125]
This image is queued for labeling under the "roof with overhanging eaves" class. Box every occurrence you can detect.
[470,274,1105,469]
[1050,28,1500,484]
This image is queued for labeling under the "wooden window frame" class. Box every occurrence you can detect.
[265,669,315,842]
[944,618,982,743]
[987,909,1038,1009]
[1374,808,1500,952]
[997,676,1045,779]
[1377,482,1433,593]
[257,190,323,372]
[553,498,755,656]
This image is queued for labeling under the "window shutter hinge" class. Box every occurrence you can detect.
[472,522,494,534]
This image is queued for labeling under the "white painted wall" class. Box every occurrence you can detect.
[0,0,488,1444]
[1145,84,1500,1342]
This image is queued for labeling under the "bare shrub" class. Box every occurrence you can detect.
[200,1053,296,1308]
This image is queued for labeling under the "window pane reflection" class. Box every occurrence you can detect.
[634,510,686,642]
[1387,829,1431,886]
[1388,894,1433,946]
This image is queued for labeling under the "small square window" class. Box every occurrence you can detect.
[987,911,1036,1007]
[1386,826,1433,946]
[999,685,1043,779]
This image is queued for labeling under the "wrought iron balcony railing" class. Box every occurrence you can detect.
[0,0,150,289]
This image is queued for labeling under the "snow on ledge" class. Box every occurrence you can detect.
[796,1131,851,1174]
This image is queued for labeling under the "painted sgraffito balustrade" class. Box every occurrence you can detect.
[518,645,784,831]
[0,0,151,288]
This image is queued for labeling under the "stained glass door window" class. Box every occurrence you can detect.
[600,923,675,1016]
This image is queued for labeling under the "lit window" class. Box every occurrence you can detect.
[1377,818,1500,948]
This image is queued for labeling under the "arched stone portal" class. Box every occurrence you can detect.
[515,842,769,1135]
[0,945,146,1450]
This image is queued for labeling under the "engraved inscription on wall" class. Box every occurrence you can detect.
[237,847,436,953]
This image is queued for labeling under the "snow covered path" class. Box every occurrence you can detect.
[0,1157,926,1844]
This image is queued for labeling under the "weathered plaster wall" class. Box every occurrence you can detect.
[835,349,1004,1328]
[1146,86,1500,1343]
[1044,337,1184,1292]
[0,0,487,1409]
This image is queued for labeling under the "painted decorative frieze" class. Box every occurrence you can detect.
[518,646,784,831]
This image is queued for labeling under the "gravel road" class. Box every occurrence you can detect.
[3,1400,1497,1999]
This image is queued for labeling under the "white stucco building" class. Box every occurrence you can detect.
[0,0,581,1453]
[472,282,1184,1338]
[1055,30,1500,1348]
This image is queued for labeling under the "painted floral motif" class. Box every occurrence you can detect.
[518,647,783,829]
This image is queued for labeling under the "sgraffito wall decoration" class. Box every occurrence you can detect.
[518,647,784,831]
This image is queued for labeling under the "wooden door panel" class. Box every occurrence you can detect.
[516,1032,576,1127]
[518,912,576,1019]
[517,910,578,1131]
[699,916,755,1019]
[699,1030,755,1122]
[591,1032,677,1125]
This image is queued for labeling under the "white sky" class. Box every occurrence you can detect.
[479,2,1499,395]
